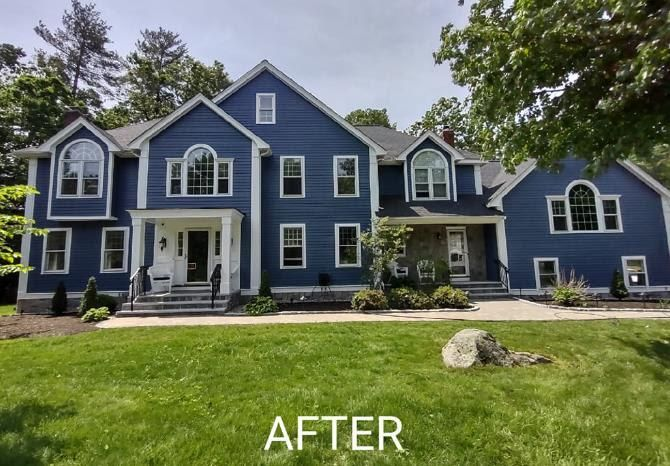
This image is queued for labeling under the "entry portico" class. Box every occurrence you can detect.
[128,208,244,295]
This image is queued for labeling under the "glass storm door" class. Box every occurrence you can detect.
[446,228,469,277]
[186,230,209,282]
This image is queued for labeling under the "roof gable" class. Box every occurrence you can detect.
[37,117,121,154]
[396,131,464,162]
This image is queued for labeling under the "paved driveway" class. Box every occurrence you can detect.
[98,299,670,329]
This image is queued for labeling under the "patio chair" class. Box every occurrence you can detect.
[417,259,435,284]
[148,259,174,293]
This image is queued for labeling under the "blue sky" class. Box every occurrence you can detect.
[2,0,469,129]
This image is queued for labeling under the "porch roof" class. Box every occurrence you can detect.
[127,208,244,222]
[379,195,502,223]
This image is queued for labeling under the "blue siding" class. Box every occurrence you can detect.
[455,165,476,195]
[220,70,371,287]
[504,158,670,290]
[379,165,404,197]
[49,127,111,218]
[146,102,253,288]
[404,139,456,200]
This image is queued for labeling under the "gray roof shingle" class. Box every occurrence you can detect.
[105,118,163,146]
[379,195,502,218]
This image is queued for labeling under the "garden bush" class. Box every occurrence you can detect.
[351,289,388,311]
[96,294,119,312]
[432,285,469,309]
[552,270,587,306]
[245,296,278,315]
[610,269,629,300]
[51,281,67,315]
[78,276,98,316]
[81,306,110,323]
[259,271,272,298]
[388,276,416,289]
[388,287,435,310]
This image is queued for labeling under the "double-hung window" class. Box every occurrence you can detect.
[58,140,103,197]
[101,227,128,272]
[546,181,622,233]
[280,224,305,269]
[42,229,71,273]
[622,256,648,288]
[334,156,359,197]
[256,93,276,124]
[335,224,361,267]
[534,257,559,289]
[167,145,232,196]
[281,156,304,197]
[412,150,449,200]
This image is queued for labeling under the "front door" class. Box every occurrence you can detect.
[186,230,209,283]
[446,227,469,277]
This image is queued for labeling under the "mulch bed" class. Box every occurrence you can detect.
[0,314,97,340]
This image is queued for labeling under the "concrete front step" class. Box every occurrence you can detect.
[121,300,228,311]
[452,281,506,290]
[134,293,222,303]
[116,308,228,317]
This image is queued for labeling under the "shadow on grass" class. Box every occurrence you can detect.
[0,401,75,465]
[615,336,670,379]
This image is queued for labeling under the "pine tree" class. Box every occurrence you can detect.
[78,276,98,315]
[610,269,628,300]
[51,281,67,315]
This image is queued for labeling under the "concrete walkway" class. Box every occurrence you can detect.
[97,299,670,329]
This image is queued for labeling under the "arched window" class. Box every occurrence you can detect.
[186,146,215,195]
[568,184,599,231]
[412,150,449,200]
[167,145,232,196]
[59,140,103,196]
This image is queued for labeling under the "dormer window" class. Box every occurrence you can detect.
[411,150,450,200]
[58,140,103,197]
[256,93,276,124]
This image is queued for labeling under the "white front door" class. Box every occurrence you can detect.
[446,227,469,278]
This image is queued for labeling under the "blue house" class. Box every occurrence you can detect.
[13,60,670,312]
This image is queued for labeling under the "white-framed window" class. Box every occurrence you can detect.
[411,149,449,200]
[42,228,72,274]
[100,227,129,273]
[166,144,233,196]
[177,232,184,257]
[533,257,559,289]
[622,256,648,288]
[215,230,221,256]
[335,224,361,267]
[256,93,276,124]
[280,224,306,269]
[58,139,103,197]
[546,180,622,233]
[280,156,305,198]
[333,156,359,197]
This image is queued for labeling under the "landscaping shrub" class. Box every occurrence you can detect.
[432,285,469,308]
[351,289,388,311]
[388,287,435,310]
[96,294,118,312]
[435,259,451,284]
[245,296,278,315]
[610,269,629,300]
[78,276,98,316]
[552,270,587,306]
[81,306,110,322]
[259,270,272,298]
[388,276,416,289]
[51,281,67,315]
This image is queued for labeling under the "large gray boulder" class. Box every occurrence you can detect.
[442,328,551,368]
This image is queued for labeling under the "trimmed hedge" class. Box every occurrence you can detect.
[432,285,469,309]
[388,287,434,310]
[351,290,388,311]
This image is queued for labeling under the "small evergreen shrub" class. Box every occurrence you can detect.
[435,259,451,284]
[96,294,119,312]
[552,270,587,306]
[259,270,272,298]
[609,269,629,300]
[388,287,435,310]
[81,306,110,323]
[432,285,469,309]
[78,276,98,316]
[51,281,67,315]
[245,296,278,315]
[351,289,388,311]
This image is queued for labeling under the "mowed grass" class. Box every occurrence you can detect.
[1,320,670,465]
[0,305,15,316]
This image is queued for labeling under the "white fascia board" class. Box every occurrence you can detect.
[486,161,538,208]
[213,60,387,155]
[384,215,503,225]
[617,160,670,198]
[127,94,270,151]
[39,117,122,152]
[127,208,245,221]
[396,131,465,162]
[455,159,488,165]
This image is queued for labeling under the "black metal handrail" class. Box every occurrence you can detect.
[494,259,510,293]
[129,266,148,312]
[210,264,222,309]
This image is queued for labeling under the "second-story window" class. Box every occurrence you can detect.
[334,156,359,197]
[58,140,103,197]
[256,93,276,124]
[412,150,449,200]
[546,181,622,233]
[280,156,304,198]
[167,145,232,196]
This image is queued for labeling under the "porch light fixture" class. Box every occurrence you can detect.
[159,236,167,251]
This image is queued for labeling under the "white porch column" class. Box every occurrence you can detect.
[249,141,262,291]
[220,216,232,295]
[131,217,146,273]
[495,218,509,267]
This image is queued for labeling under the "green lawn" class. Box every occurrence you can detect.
[0,305,15,316]
[1,320,670,465]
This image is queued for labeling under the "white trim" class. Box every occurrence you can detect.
[47,216,117,221]
[41,228,72,274]
[55,139,105,199]
[212,60,386,154]
[385,215,503,225]
[18,158,38,294]
[250,141,262,290]
[335,223,362,268]
[487,161,537,208]
[662,197,670,260]
[333,155,359,197]
[455,159,488,165]
[127,94,270,151]
[130,217,145,273]
[100,227,130,273]
[255,93,276,124]
[621,255,649,289]
[495,218,509,269]
[280,223,306,269]
[473,165,483,195]
[137,140,149,208]
[369,147,380,215]
[38,117,121,153]
[410,149,451,201]
[618,160,670,198]
[396,131,465,161]
[269,285,367,294]
[280,156,305,198]
[445,226,469,277]
[451,155,458,202]
[106,152,114,218]
[165,144,234,197]
[128,208,244,221]
[403,160,409,202]
[533,257,559,290]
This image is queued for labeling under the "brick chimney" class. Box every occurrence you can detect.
[442,127,455,146]
[62,107,84,127]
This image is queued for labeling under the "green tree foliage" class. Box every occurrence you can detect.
[345,108,396,129]
[51,281,68,315]
[632,145,670,188]
[0,44,26,73]
[610,269,629,300]
[34,0,121,101]
[78,276,98,315]
[408,97,480,149]
[360,217,412,289]
[434,0,670,173]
